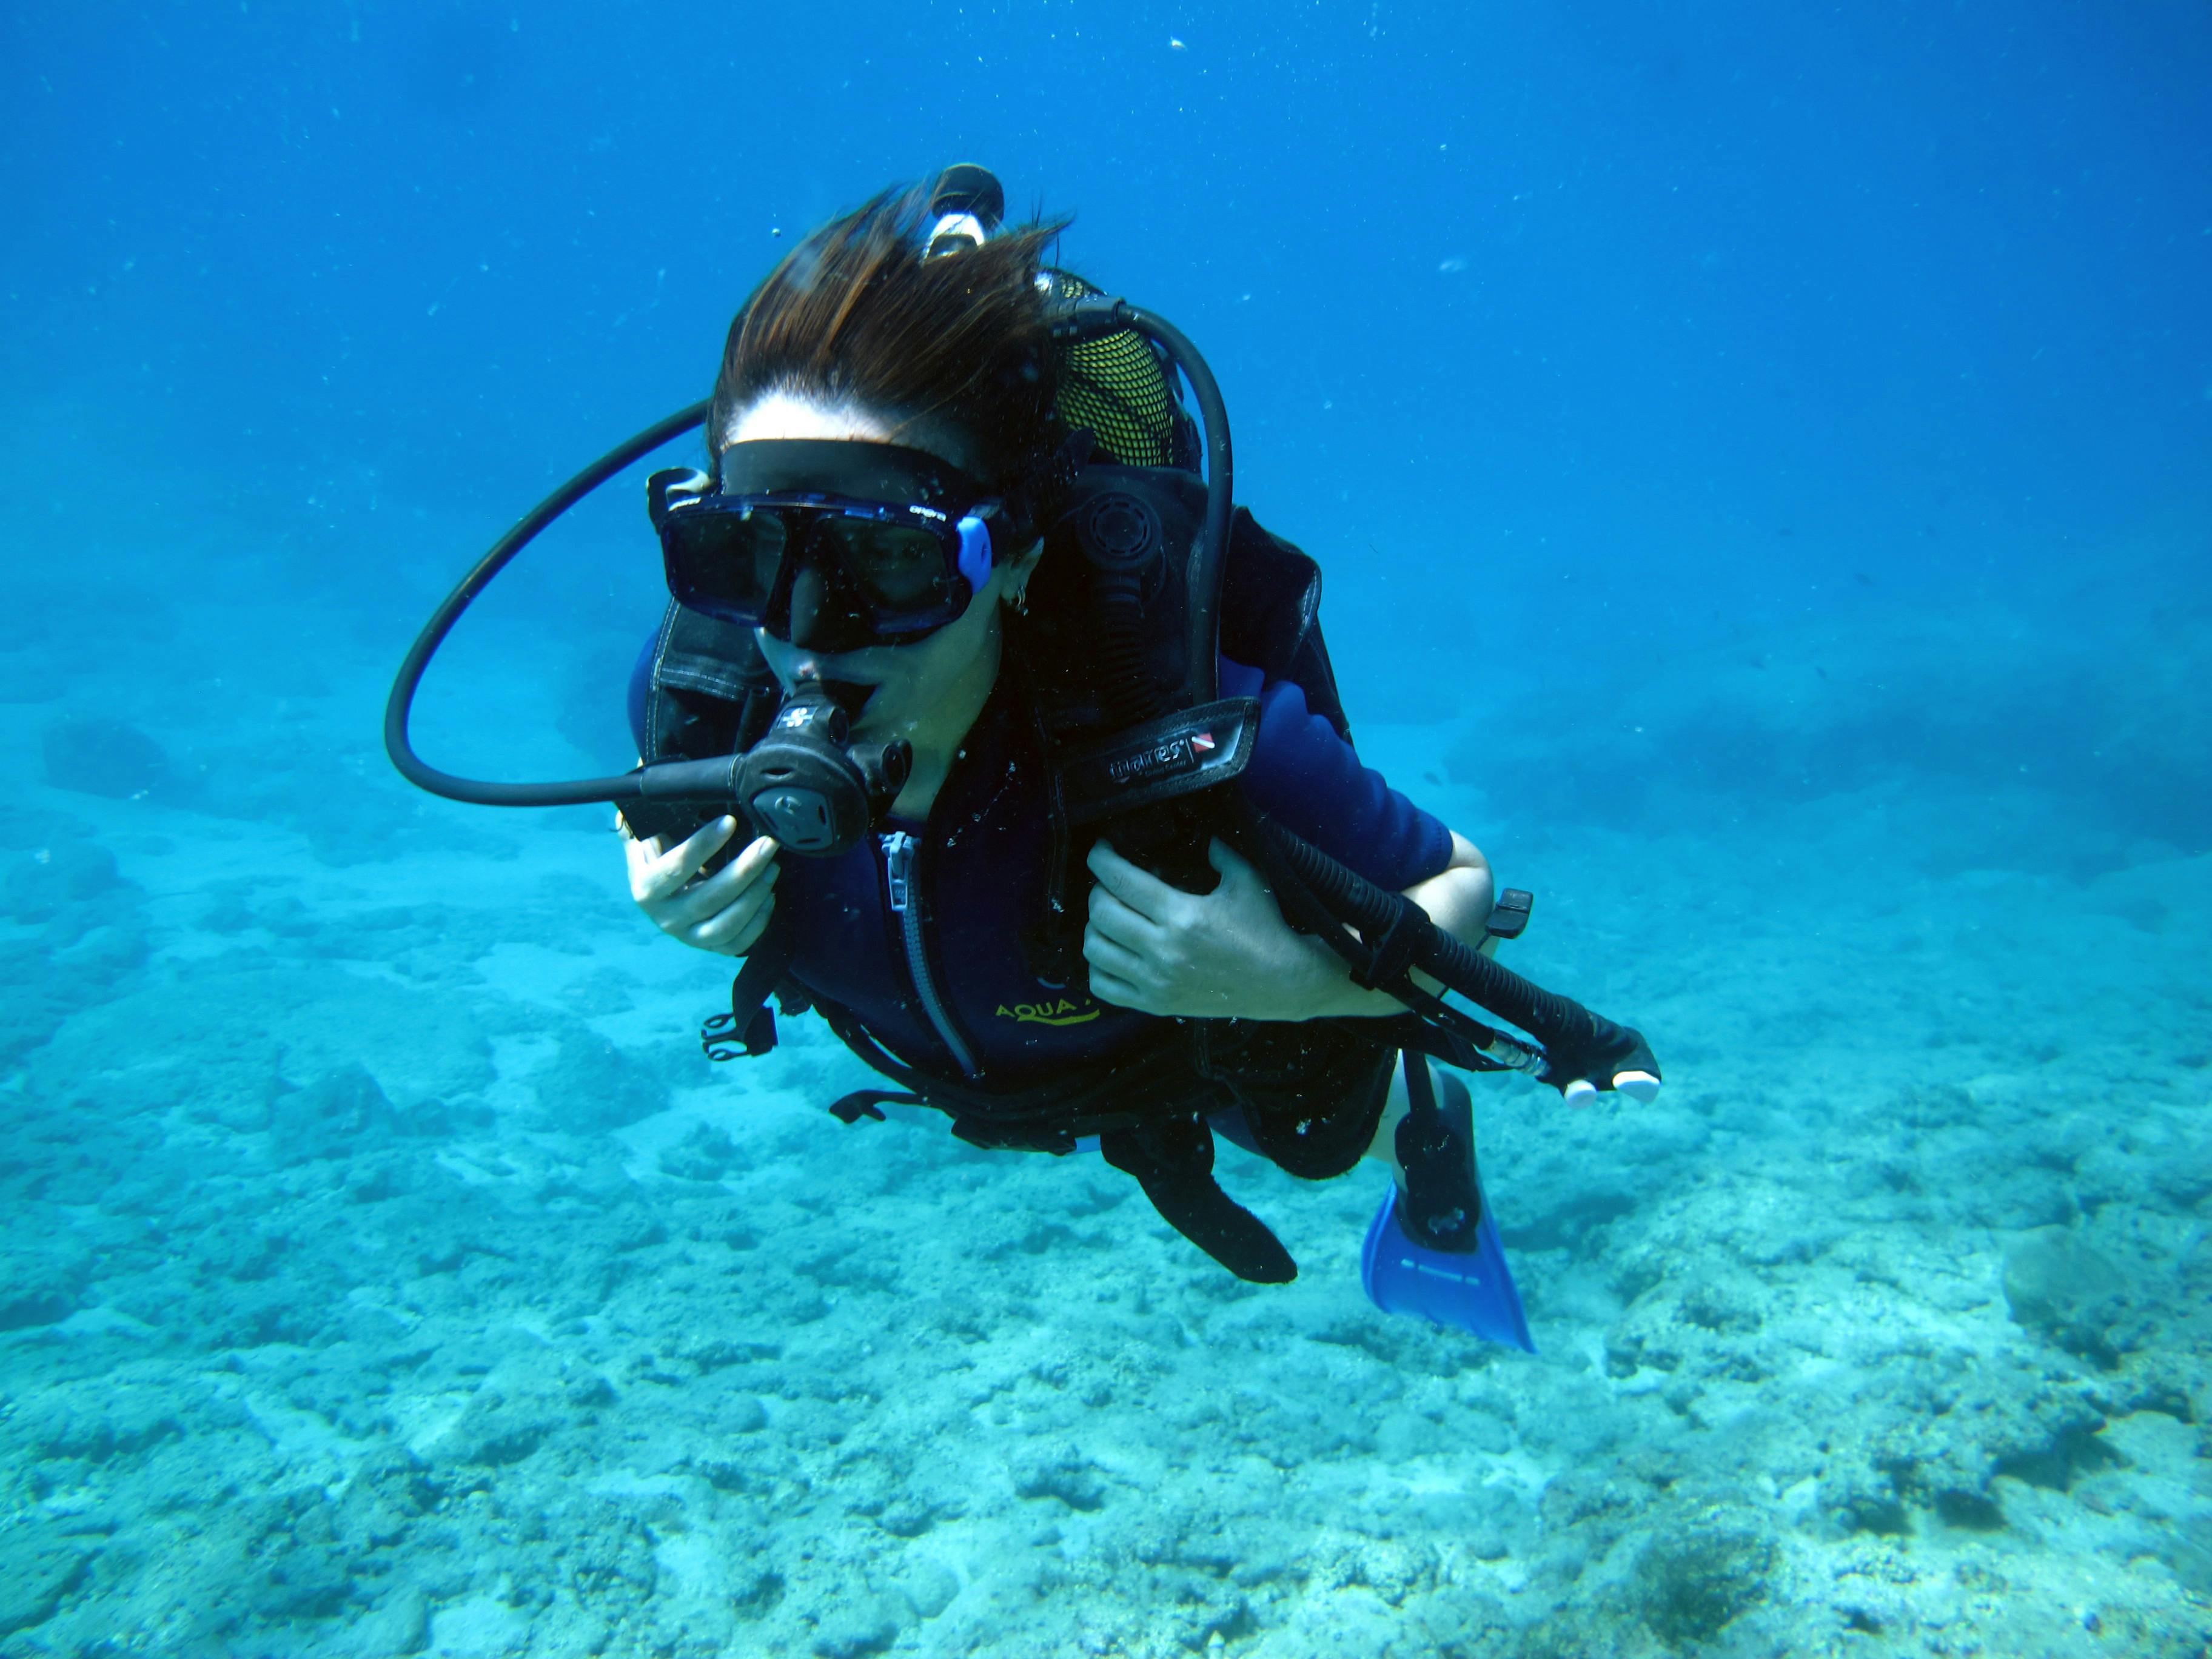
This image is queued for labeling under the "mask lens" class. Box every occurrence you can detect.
[738,510,788,606]
[662,506,786,623]
[660,493,984,643]
[820,517,958,612]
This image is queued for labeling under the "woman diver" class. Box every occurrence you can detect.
[609,170,1573,1337]
[367,166,1655,1338]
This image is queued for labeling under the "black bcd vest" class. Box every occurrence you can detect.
[638,467,1405,1283]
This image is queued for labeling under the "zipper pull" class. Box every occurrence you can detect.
[883,831,912,913]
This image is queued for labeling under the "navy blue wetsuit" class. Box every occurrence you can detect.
[630,653,1452,1088]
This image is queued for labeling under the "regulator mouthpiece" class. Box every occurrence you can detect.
[734,683,910,856]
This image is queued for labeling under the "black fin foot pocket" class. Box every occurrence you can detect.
[1395,1063,1483,1254]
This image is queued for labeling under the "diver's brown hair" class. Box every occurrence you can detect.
[711,186,1064,495]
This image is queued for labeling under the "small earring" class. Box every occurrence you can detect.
[1010,585,1031,617]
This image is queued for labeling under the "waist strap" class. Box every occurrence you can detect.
[814,1001,1313,1282]
[1101,1115,1296,1284]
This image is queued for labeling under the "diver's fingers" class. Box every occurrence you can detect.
[1205,837,1268,896]
[623,825,664,885]
[660,854,779,933]
[1563,1079,1598,1110]
[1085,886,1164,953]
[632,816,739,905]
[668,834,780,919]
[722,900,774,958]
[689,885,776,954]
[1614,1070,1661,1105]
[1087,967,1151,1011]
[725,834,781,891]
[1081,928,1153,986]
[1087,840,1187,925]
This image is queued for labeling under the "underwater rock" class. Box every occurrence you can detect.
[0,1238,93,1332]
[41,717,170,800]
[424,1386,564,1469]
[660,1121,743,1181]
[808,1592,903,1659]
[340,1586,430,1657]
[1830,1350,2114,1534]
[1446,598,2212,868]
[894,1563,957,1621]
[1406,1583,1513,1654]
[4,842,128,923]
[1819,1463,1911,1537]
[535,1026,669,1131]
[0,939,113,1073]
[246,1524,353,1621]
[1011,1446,1108,1511]
[268,1062,397,1164]
[1629,1515,1777,1645]
[0,1520,93,1637]
[394,1095,495,1138]
[722,1393,770,1436]
[425,1596,531,1657]
[16,1384,184,1466]
[2003,1225,2148,1365]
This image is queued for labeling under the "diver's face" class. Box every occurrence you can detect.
[757,561,1018,742]
[724,395,1017,740]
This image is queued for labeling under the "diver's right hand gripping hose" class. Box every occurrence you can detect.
[1251,817,1660,1100]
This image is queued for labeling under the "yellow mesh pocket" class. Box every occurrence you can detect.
[1049,270,1184,468]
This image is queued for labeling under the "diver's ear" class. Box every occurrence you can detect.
[1007,537,1047,585]
[1000,538,1045,615]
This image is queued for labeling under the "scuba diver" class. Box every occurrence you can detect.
[385,167,1661,1348]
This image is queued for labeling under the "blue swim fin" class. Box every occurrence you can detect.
[1360,1179,1534,1352]
[1360,1060,1535,1352]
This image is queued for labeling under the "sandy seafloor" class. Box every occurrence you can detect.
[1,520,2208,1659]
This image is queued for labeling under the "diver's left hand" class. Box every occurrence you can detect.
[1085,838,1359,1021]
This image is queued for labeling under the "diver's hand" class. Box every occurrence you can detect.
[625,816,780,957]
[1084,838,1358,1020]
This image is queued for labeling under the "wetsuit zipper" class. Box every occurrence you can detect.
[882,830,980,1079]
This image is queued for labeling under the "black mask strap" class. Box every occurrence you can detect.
[715,438,988,508]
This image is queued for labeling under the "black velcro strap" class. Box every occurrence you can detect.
[829,1090,921,1125]
[1099,1116,1296,1284]
[700,1005,774,1062]
[702,932,795,1062]
[1352,900,1423,991]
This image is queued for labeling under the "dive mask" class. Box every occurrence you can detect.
[652,438,1009,653]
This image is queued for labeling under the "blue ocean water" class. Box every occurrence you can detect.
[3,0,2208,1652]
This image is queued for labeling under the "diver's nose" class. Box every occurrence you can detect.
[781,563,857,653]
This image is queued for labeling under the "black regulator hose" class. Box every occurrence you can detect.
[1252,815,1660,1096]
[397,295,1230,805]
[384,400,709,806]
